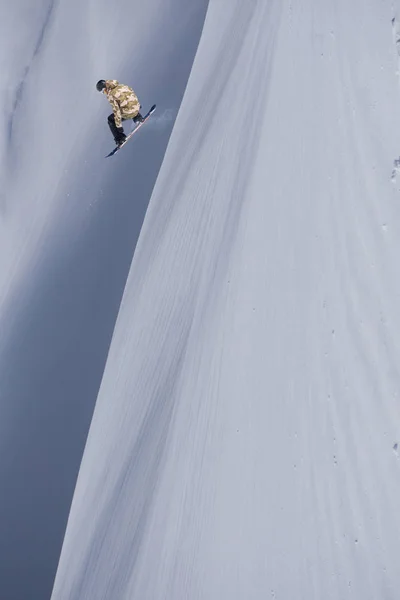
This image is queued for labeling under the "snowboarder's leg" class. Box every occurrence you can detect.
[129,105,144,124]
[133,112,145,124]
[107,114,126,146]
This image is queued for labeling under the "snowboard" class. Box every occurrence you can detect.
[105,104,156,157]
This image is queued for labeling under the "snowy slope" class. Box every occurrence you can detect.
[50,0,400,598]
[0,1,209,599]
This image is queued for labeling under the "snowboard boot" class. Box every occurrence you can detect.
[116,135,126,147]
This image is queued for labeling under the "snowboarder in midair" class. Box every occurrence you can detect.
[96,79,144,146]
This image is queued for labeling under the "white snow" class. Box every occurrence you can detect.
[0,1,208,598]
[3,0,400,598]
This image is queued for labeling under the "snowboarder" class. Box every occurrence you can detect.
[96,79,144,146]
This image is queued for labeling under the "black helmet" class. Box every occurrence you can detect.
[96,80,106,92]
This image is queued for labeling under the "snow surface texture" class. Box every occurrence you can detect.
[3,0,400,597]
[0,1,209,599]
[49,0,400,598]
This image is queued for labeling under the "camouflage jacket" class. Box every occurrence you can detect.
[104,80,140,128]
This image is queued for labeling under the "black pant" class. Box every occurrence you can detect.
[108,112,144,140]
[108,114,127,140]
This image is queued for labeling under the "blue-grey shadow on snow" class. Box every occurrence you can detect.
[8,0,56,143]
[0,3,209,600]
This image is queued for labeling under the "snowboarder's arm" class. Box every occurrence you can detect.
[109,95,122,128]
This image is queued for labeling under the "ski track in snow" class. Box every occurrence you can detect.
[7,0,56,142]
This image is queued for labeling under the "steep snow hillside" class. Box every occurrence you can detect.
[51,0,400,598]
[3,0,400,598]
[0,1,209,599]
